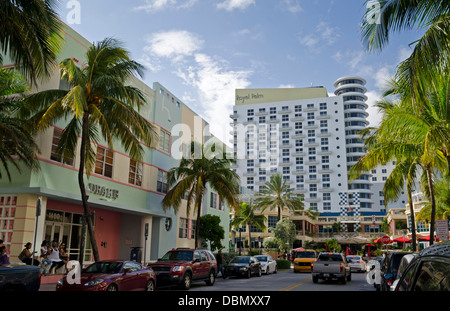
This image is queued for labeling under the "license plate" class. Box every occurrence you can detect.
[323,273,330,277]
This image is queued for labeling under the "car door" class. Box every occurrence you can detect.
[120,262,140,290]
[200,251,210,278]
[191,251,202,279]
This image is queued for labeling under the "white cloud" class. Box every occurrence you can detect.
[299,21,340,52]
[134,0,197,12]
[217,0,255,11]
[141,30,253,142]
[281,0,303,13]
[365,90,383,128]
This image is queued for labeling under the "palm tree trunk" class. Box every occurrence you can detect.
[407,187,417,251]
[248,222,252,256]
[425,165,437,246]
[194,193,203,248]
[78,113,100,262]
[277,205,281,221]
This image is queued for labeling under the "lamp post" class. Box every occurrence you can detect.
[31,198,41,266]
[239,224,242,256]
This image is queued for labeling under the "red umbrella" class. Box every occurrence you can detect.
[393,236,411,243]
[374,237,393,244]
[293,247,304,251]
[418,235,439,242]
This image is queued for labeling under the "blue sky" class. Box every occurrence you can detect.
[59,0,423,142]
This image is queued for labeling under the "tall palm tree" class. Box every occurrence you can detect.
[162,141,240,248]
[230,202,266,256]
[255,174,304,221]
[417,179,450,223]
[22,38,158,262]
[0,68,40,181]
[0,0,64,84]
[361,0,450,97]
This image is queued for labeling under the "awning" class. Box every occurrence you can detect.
[418,235,439,242]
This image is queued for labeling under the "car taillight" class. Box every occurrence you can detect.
[340,263,343,273]
[386,279,393,286]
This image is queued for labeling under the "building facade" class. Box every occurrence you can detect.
[0,24,230,265]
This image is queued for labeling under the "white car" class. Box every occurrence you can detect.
[346,255,367,272]
[254,255,277,275]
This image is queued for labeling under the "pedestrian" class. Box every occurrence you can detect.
[48,241,64,274]
[216,247,226,279]
[0,246,10,265]
[40,240,52,275]
[59,242,69,270]
[18,242,40,266]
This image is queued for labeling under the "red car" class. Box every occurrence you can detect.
[56,260,156,291]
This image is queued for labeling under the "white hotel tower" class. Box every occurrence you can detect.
[230,76,386,220]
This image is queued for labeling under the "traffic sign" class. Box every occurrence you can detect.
[380,235,391,245]
[436,220,449,241]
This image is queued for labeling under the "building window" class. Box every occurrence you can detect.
[190,220,197,239]
[95,146,113,178]
[210,192,217,209]
[157,169,168,193]
[128,160,143,186]
[0,195,17,254]
[268,216,278,229]
[179,218,188,238]
[50,128,73,165]
[159,129,171,153]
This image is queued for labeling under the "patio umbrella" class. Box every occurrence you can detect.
[418,235,439,242]
[293,247,304,251]
[374,237,393,244]
[393,236,411,243]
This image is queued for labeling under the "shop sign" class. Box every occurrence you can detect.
[88,183,119,200]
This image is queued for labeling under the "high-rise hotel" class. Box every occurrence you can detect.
[230,76,395,231]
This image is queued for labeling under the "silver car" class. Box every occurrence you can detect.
[254,255,277,275]
[346,255,367,272]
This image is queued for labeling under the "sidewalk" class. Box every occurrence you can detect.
[39,274,63,291]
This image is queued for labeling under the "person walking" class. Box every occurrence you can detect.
[216,247,226,279]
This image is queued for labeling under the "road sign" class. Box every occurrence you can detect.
[380,236,391,245]
[436,220,449,241]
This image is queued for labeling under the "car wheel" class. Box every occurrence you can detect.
[312,276,318,283]
[246,269,251,279]
[206,270,215,286]
[266,267,270,275]
[347,273,352,282]
[341,276,347,285]
[145,280,155,291]
[106,284,118,291]
[180,273,192,290]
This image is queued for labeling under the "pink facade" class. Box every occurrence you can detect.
[46,199,121,260]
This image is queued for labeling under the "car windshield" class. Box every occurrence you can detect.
[296,252,316,259]
[391,254,407,274]
[318,254,342,261]
[230,257,250,264]
[84,262,123,274]
[160,251,193,261]
[255,256,268,262]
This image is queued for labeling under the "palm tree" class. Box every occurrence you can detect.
[255,174,304,221]
[361,0,450,97]
[0,0,64,83]
[417,179,450,223]
[22,38,158,262]
[230,202,266,256]
[0,68,40,181]
[162,141,240,248]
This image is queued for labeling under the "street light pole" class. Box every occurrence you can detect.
[239,224,242,256]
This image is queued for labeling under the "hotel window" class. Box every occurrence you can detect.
[307,103,314,109]
[210,192,217,209]
[0,195,17,254]
[259,117,266,124]
[247,109,254,116]
[308,130,315,137]
[95,146,113,178]
[268,216,278,229]
[51,128,74,166]
[179,218,189,238]
[159,129,171,153]
[270,107,276,114]
[295,105,302,112]
[190,220,197,239]
[247,177,254,185]
[320,103,327,110]
[310,184,317,192]
[323,193,331,201]
[307,112,314,120]
[282,115,289,122]
[128,160,143,186]
[259,108,266,113]
[323,202,331,211]
[157,169,168,193]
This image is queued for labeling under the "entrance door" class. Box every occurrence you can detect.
[347,223,355,233]
[44,223,65,244]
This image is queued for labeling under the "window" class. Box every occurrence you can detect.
[50,128,74,165]
[323,193,331,201]
[270,107,276,114]
[190,220,197,239]
[0,195,17,254]
[268,216,278,229]
[159,129,171,153]
[129,160,143,186]
[157,169,168,193]
[179,218,188,238]
[210,192,217,209]
[414,261,450,291]
[95,146,113,178]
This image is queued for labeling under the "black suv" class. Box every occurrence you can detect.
[379,251,411,291]
[148,248,217,290]
[395,242,450,291]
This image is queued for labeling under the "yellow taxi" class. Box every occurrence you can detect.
[293,250,317,273]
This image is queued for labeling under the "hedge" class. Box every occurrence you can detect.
[275,259,291,269]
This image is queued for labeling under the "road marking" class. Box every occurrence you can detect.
[278,277,312,291]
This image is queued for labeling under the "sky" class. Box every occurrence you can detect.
[59,0,423,143]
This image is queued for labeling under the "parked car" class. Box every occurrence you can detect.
[379,251,411,291]
[254,255,277,275]
[346,255,367,273]
[394,241,450,291]
[312,252,351,284]
[56,261,156,291]
[0,264,41,291]
[148,248,217,290]
[224,256,262,278]
[293,250,317,273]
[368,257,384,290]
[390,253,418,291]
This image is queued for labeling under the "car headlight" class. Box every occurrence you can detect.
[172,266,185,272]
[84,279,105,287]
[239,267,248,271]
[57,278,64,286]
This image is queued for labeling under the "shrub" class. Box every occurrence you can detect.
[275,259,291,269]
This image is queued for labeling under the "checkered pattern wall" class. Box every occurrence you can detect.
[338,192,361,231]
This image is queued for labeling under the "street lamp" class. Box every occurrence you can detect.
[239,224,242,256]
